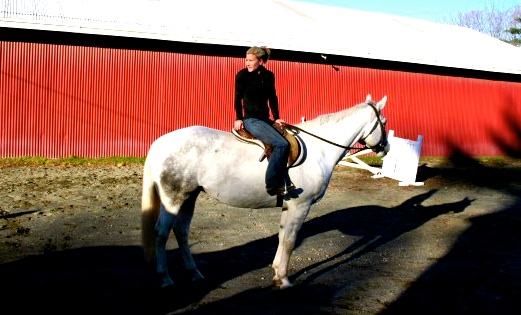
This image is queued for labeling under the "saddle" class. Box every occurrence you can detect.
[232,123,302,168]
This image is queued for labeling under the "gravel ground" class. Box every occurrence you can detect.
[1,158,520,315]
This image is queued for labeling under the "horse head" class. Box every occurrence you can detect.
[359,94,390,157]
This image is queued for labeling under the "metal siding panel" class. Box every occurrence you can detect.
[1,41,521,158]
[271,60,521,157]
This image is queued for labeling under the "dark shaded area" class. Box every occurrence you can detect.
[2,27,520,83]
[0,246,158,315]
[380,202,521,315]
[490,104,521,158]
[1,190,472,315]
[416,154,521,194]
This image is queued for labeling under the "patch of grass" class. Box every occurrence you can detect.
[0,156,145,167]
[1,156,517,168]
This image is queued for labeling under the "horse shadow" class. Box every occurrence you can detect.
[380,200,521,315]
[291,189,473,284]
[0,191,472,315]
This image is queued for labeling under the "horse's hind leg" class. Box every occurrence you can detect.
[155,204,177,288]
[173,190,204,282]
[155,190,203,288]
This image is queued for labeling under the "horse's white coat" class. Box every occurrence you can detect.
[141,95,389,289]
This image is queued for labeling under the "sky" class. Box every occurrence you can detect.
[297,0,520,23]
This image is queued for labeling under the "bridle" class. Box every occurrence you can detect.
[285,103,387,154]
[358,102,388,153]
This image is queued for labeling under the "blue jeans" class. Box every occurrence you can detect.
[244,118,290,189]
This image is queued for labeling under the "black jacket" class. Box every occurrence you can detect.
[234,65,279,123]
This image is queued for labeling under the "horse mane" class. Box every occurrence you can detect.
[300,102,366,128]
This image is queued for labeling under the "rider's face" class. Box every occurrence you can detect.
[245,54,262,72]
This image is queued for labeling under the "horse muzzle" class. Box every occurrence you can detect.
[373,141,390,158]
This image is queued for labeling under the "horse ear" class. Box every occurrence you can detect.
[365,94,373,103]
[376,96,388,110]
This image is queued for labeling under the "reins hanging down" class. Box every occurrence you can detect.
[285,124,366,153]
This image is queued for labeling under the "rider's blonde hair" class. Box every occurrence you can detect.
[247,46,271,63]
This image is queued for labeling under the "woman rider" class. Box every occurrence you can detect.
[233,46,294,196]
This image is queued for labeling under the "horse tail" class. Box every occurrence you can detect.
[141,155,160,264]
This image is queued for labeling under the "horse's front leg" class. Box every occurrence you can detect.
[272,207,288,274]
[155,205,177,288]
[272,204,311,289]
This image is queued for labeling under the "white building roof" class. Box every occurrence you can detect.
[1,0,520,75]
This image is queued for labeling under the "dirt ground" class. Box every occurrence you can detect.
[1,157,520,315]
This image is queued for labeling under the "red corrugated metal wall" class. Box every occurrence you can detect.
[1,41,520,158]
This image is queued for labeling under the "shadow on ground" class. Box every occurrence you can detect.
[1,188,477,315]
[380,150,521,314]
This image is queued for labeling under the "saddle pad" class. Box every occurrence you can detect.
[232,128,302,168]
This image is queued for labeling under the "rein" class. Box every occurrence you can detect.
[285,124,366,153]
[285,103,386,154]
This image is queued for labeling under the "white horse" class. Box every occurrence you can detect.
[141,94,390,289]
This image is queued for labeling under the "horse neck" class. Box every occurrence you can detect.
[298,107,372,166]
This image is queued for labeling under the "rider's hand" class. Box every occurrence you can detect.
[234,120,244,131]
[275,119,286,126]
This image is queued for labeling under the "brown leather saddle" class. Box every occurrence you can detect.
[232,123,302,168]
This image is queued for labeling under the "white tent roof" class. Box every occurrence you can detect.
[1,0,520,75]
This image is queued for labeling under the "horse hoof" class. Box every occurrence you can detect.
[273,278,293,289]
[161,282,175,290]
[279,282,294,289]
[161,278,175,289]
[190,269,205,282]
